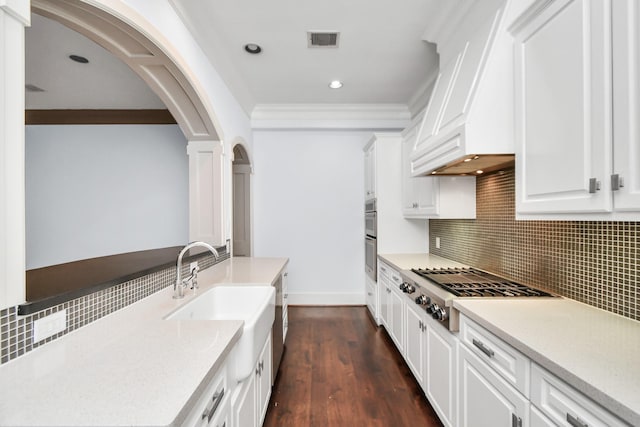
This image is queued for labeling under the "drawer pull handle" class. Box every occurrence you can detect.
[392,275,400,282]
[567,413,588,427]
[202,388,225,423]
[472,338,495,358]
[511,413,522,427]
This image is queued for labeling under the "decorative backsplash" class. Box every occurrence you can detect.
[0,251,228,365]
[430,169,639,321]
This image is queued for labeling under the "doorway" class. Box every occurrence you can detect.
[232,144,252,256]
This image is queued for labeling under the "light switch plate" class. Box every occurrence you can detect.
[33,309,67,343]
[436,237,441,249]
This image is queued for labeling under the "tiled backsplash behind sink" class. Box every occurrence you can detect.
[0,252,227,366]
[430,168,638,321]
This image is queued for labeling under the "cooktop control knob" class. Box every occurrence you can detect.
[432,306,448,321]
[426,303,438,314]
[414,295,430,305]
[404,284,416,294]
[399,283,408,292]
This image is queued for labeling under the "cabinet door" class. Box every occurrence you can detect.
[402,135,439,217]
[426,321,458,427]
[458,345,529,427]
[233,373,257,427]
[612,0,640,210]
[365,276,377,322]
[257,334,272,425]
[389,288,405,354]
[379,281,390,329]
[513,0,612,214]
[364,144,376,200]
[404,303,425,385]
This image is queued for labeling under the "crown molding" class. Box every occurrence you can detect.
[250,104,412,130]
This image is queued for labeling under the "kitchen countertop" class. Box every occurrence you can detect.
[378,253,468,271]
[454,298,640,426]
[0,257,288,427]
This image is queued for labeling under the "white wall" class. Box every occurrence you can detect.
[252,130,370,305]
[25,124,188,269]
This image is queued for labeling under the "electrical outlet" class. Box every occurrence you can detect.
[33,309,67,343]
[435,237,441,249]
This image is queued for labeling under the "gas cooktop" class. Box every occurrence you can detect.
[410,267,554,298]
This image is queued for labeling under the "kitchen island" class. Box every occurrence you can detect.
[0,257,288,427]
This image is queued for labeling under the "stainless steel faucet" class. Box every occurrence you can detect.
[174,241,220,299]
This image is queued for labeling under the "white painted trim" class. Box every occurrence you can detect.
[0,0,30,25]
[250,103,411,130]
[187,140,226,246]
[0,3,27,308]
[287,292,365,306]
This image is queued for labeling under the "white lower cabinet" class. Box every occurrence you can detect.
[378,261,405,351]
[388,286,405,353]
[181,360,230,427]
[530,405,556,427]
[530,363,628,427]
[365,275,378,323]
[459,344,529,427]
[232,332,272,427]
[425,318,457,427]
[405,302,426,385]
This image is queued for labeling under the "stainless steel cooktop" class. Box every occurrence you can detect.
[410,267,554,298]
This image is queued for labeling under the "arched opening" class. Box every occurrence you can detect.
[18,1,229,305]
[232,143,251,256]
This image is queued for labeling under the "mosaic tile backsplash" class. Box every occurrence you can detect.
[0,250,228,365]
[430,169,639,321]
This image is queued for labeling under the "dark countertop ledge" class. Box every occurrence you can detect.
[19,246,220,315]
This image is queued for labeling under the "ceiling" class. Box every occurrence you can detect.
[26,1,443,116]
[25,14,165,110]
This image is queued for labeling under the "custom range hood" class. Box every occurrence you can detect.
[410,0,518,176]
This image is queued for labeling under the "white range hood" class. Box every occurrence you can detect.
[410,0,522,176]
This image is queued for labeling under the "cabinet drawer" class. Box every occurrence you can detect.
[378,262,391,280]
[531,364,629,427]
[181,364,229,427]
[460,315,530,396]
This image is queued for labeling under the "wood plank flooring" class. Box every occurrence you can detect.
[263,306,444,427]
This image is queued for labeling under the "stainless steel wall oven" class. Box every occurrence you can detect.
[365,199,377,281]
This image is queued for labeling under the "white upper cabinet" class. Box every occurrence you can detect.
[411,0,516,176]
[364,143,376,200]
[402,114,476,219]
[612,0,640,211]
[513,0,640,219]
[512,0,612,215]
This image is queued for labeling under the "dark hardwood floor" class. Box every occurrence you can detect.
[264,306,444,427]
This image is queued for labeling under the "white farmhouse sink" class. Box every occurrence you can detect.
[165,285,275,381]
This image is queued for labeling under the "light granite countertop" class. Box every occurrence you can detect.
[0,257,288,427]
[454,298,640,426]
[378,253,468,271]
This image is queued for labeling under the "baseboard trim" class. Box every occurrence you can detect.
[287,292,365,306]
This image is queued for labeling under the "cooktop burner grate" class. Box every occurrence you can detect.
[410,267,554,298]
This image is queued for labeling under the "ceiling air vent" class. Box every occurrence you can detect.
[308,31,339,48]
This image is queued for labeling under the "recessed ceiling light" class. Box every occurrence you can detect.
[329,80,343,89]
[244,43,262,54]
[476,170,484,175]
[69,54,89,64]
